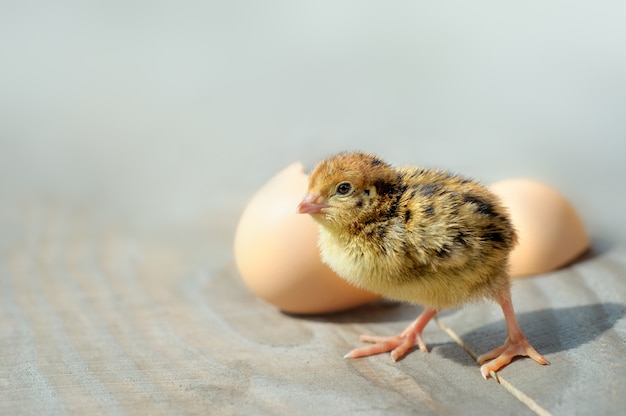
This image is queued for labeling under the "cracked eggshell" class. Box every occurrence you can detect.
[234,162,381,314]
[489,179,590,277]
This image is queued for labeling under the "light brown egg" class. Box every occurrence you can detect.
[233,162,381,314]
[235,165,590,314]
[489,179,590,277]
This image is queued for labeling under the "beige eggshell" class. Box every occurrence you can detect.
[489,179,590,277]
[234,162,381,314]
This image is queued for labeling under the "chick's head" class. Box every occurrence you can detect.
[298,152,398,230]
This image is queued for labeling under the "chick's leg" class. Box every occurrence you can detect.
[477,292,549,379]
[344,308,437,362]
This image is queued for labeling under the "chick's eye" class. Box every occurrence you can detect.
[336,182,353,196]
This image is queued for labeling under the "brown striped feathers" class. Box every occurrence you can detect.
[299,151,516,309]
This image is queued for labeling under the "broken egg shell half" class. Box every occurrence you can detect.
[233,162,382,315]
[489,178,590,277]
[234,163,590,314]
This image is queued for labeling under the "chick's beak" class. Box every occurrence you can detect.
[297,193,328,214]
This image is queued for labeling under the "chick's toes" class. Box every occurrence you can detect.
[344,334,415,361]
[344,308,437,361]
[478,337,549,379]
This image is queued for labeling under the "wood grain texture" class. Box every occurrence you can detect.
[2,201,625,415]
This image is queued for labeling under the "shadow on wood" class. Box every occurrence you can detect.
[438,302,625,367]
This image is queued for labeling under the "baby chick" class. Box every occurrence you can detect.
[297,152,548,378]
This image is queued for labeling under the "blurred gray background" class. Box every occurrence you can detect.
[2,1,625,238]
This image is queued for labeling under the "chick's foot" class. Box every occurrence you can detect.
[478,293,549,379]
[478,336,549,379]
[343,308,437,362]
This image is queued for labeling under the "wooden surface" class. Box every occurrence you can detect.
[2,201,625,415]
[2,2,626,415]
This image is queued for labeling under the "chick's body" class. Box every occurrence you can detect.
[316,165,515,310]
[298,152,548,378]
